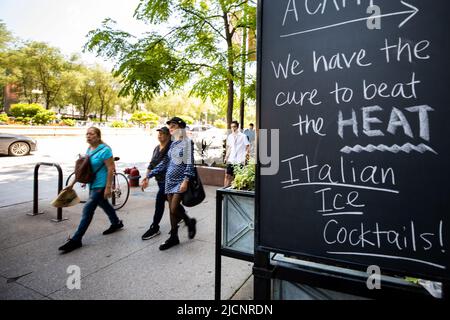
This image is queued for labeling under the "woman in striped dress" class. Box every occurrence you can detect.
[147,117,197,250]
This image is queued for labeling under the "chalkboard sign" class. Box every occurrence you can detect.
[257,0,450,281]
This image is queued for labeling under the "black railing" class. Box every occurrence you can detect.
[30,162,67,222]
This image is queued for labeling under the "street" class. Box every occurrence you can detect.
[0,133,159,208]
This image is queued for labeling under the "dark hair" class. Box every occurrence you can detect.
[231,121,239,128]
[249,123,254,127]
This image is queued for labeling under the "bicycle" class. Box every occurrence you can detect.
[66,157,130,210]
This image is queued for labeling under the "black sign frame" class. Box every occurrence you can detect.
[255,0,450,284]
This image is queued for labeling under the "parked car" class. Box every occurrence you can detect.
[0,133,37,156]
[186,124,213,138]
[189,126,228,165]
[187,125,224,142]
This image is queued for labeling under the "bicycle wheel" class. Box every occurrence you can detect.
[111,172,130,210]
[65,172,89,204]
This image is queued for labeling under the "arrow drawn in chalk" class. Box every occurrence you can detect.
[280,1,419,38]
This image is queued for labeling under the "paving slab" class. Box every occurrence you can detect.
[231,276,253,300]
[0,276,48,300]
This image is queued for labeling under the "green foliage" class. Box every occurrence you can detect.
[23,117,32,124]
[130,111,159,127]
[179,115,194,125]
[9,102,54,125]
[14,116,32,125]
[60,119,76,126]
[1,41,76,110]
[231,163,255,191]
[0,35,124,119]
[146,92,219,123]
[32,110,56,125]
[21,42,72,109]
[214,119,226,129]
[10,103,44,118]
[134,1,173,24]
[86,21,180,105]
[90,66,122,121]
[0,20,12,50]
[0,113,9,123]
[110,120,130,128]
[404,277,420,285]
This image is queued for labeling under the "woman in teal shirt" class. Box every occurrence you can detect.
[59,127,123,253]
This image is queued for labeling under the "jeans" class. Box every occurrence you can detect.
[152,181,185,228]
[72,188,120,241]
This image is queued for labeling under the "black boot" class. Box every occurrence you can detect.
[187,218,197,239]
[58,238,82,253]
[103,220,124,235]
[159,228,180,251]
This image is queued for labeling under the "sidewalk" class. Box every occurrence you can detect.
[0,185,253,300]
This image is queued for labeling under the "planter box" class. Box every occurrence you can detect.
[197,166,226,187]
[215,188,255,299]
[218,188,255,256]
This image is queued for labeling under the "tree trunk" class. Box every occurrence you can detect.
[239,3,248,129]
[227,78,234,128]
[45,91,51,110]
[98,89,108,122]
[83,105,87,120]
[221,0,235,129]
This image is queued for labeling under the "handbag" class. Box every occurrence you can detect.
[74,146,106,184]
[182,167,206,207]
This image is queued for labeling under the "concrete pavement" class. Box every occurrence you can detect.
[0,185,253,300]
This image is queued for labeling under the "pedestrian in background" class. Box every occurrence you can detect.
[224,121,250,187]
[59,127,124,253]
[243,123,256,158]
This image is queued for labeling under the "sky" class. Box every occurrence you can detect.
[0,0,150,69]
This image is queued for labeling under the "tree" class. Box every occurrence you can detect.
[0,23,128,118]
[130,111,159,127]
[2,42,74,110]
[91,67,121,121]
[2,48,39,105]
[0,21,13,111]
[0,21,12,50]
[25,42,73,110]
[67,67,97,119]
[85,0,257,128]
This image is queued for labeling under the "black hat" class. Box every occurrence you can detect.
[166,117,187,129]
[157,127,170,135]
